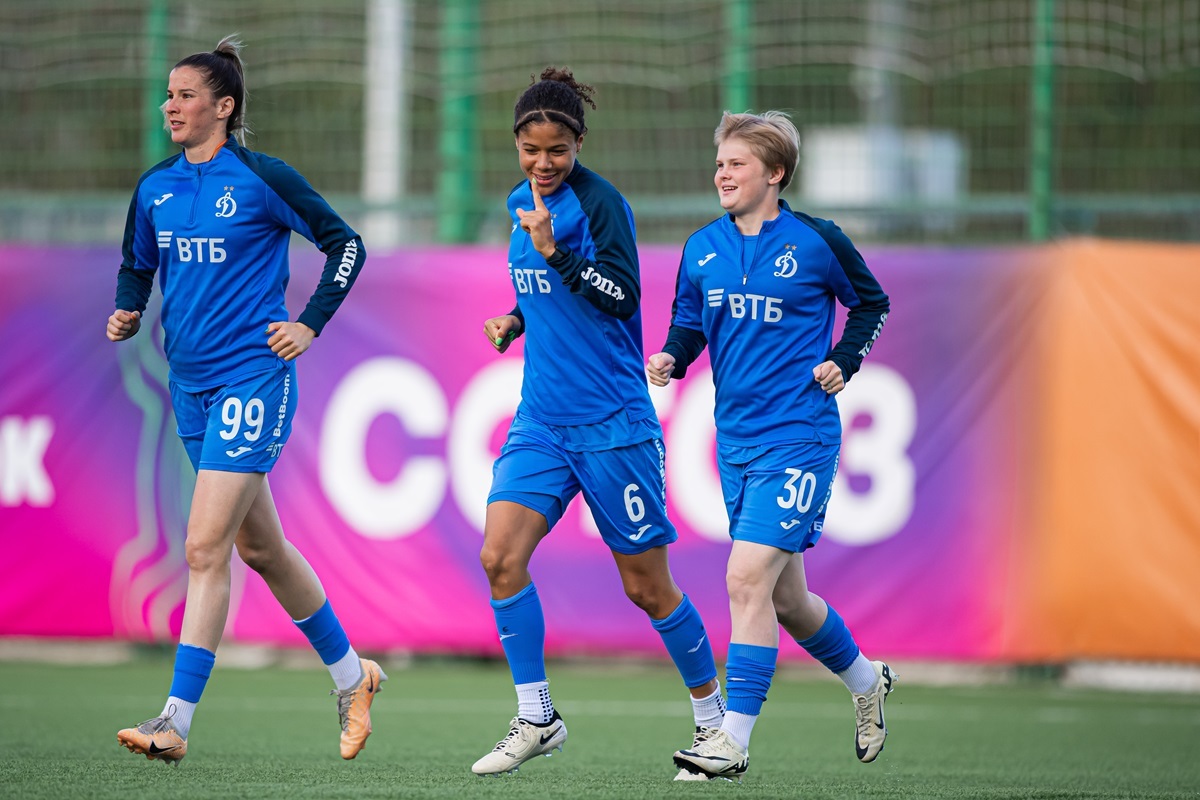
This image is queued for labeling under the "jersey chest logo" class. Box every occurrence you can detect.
[773,244,798,278]
[215,187,238,218]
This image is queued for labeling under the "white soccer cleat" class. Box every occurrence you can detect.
[470,712,567,776]
[672,727,748,782]
[673,768,715,782]
[673,726,721,781]
[853,660,898,763]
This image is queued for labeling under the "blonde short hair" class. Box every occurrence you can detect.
[714,110,800,191]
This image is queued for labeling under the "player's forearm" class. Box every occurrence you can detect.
[298,236,366,334]
[661,324,707,379]
[545,246,641,320]
[829,298,889,381]
[114,266,155,313]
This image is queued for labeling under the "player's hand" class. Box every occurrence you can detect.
[515,178,557,259]
[813,360,845,395]
[106,309,141,342]
[646,352,676,387]
[266,321,315,361]
[484,314,522,353]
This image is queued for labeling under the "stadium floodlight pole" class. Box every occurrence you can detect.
[723,0,753,113]
[142,0,170,167]
[437,0,480,243]
[362,0,411,250]
[1029,0,1056,241]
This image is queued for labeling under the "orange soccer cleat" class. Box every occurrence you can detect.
[333,658,388,759]
[117,711,188,766]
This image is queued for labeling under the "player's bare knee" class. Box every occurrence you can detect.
[772,594,801,624]
[622,583,657,614]
[235,539,275,574]
[479,545,519,589]
[184,537,228,574]
[726,569,770,611]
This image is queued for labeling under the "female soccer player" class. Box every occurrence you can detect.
[106,37,383,765]
[647,111,896,782]
[472,67,723,778]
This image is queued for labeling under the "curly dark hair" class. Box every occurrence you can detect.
[512,66,597,137]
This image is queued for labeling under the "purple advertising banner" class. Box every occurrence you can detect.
[0,244,1042,661]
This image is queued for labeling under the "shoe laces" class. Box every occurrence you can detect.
[693,725,719,747]
[331,663,370,732]
[490,718,526,752]
[332,687,358,733]
[136,704,177,735]
[695,728,736,756]
[854,690,879,736]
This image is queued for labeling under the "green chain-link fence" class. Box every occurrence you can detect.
[2,0,1197,244]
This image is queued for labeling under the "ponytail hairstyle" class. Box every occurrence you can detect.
[172,35,250,143]
[714,110,801,191]
[513,66,596,138]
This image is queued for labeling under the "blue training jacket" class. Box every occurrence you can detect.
[663,200,890,447]
[114,136,365,391]
[505,161,656,428]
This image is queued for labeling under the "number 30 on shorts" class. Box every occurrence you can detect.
[776,468,819,513]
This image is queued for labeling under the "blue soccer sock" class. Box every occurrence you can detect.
[722,643,777,749]
[796,603,876,692]
[491,582,547,686]
[293,599,362,691]
[650,594,718,690]
[164,643,215,739]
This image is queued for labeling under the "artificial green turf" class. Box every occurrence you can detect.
[1,657,1197,799]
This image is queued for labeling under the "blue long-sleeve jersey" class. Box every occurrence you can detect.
[663,201,889,447]
[114,136,365,390]
[506,162,656,427]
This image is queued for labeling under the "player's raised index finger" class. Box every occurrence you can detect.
[530,178,548,210]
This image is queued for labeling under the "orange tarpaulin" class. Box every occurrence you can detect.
[1018,240,1200,661]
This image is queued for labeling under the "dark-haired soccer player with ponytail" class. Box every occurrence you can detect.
[107,36,383,765]
[472,67,723,778]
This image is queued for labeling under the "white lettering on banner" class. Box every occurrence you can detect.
[0,416,54,507]
[824,363,916,546]
[662,371,728,541]
[319,358,448,538]
[315,358,914,545]
[446,359,523,533]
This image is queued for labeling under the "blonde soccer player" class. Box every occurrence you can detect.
[648,111,896,782]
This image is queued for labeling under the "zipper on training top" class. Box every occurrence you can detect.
[187,163,203,226]
[740,230,762,285]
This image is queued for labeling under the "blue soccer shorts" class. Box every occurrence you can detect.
[489,413,679,555]
[717,440,840,553]
[170,361,296,474]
